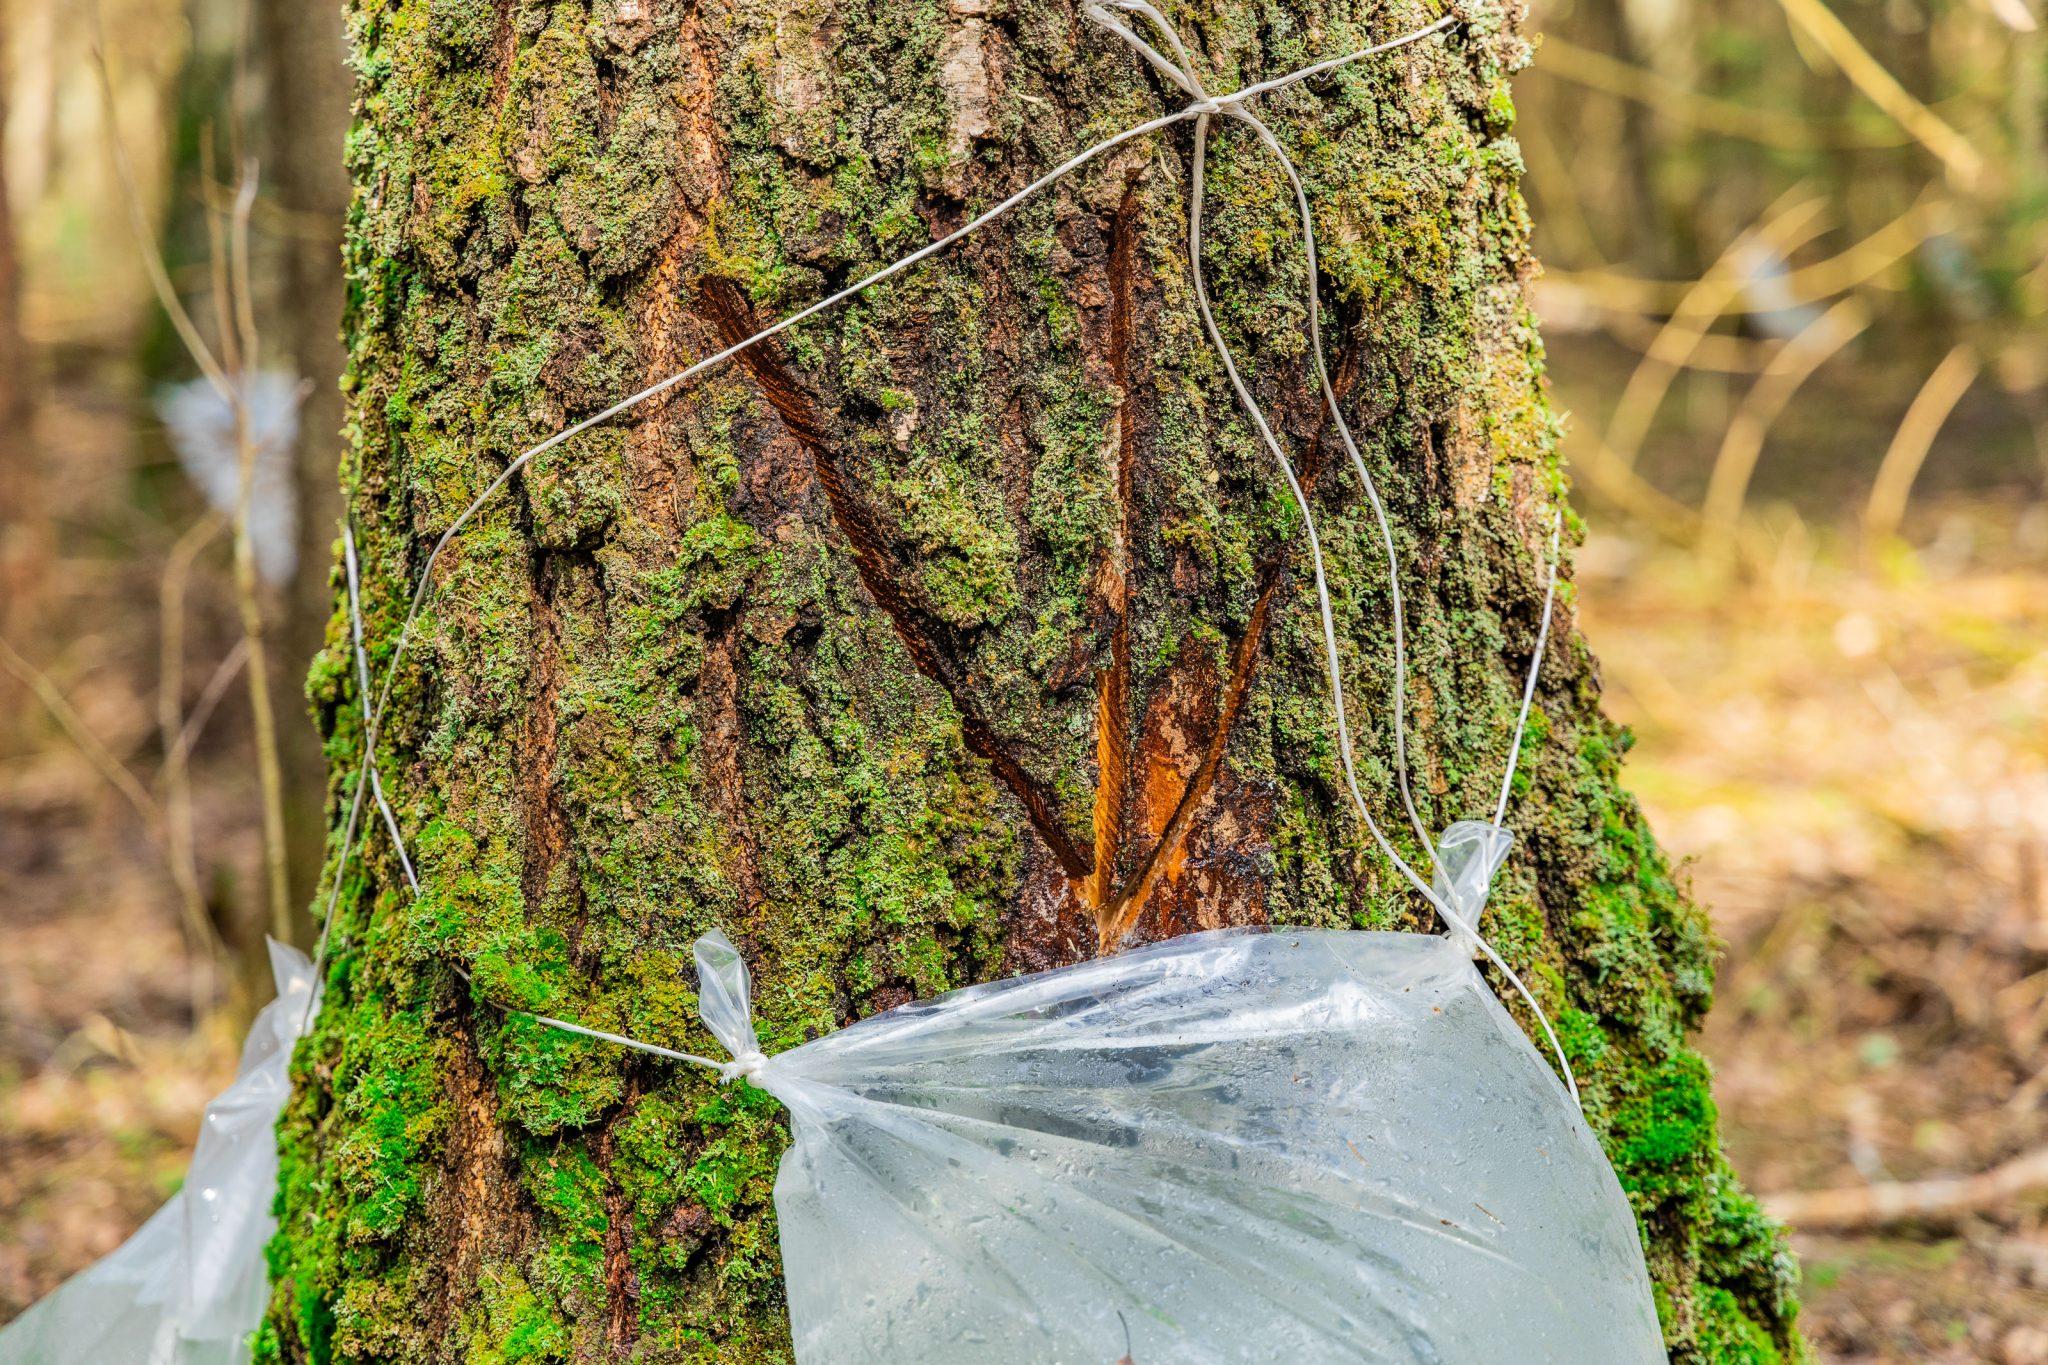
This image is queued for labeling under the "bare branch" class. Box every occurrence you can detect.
[1765,1147,2048,1231]
[0,632,159,827]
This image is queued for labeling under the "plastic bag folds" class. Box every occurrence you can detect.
[0,941,315,1365]
[716,926,1666,1364]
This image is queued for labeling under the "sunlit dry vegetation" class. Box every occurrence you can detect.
[1520,0,2048,1352]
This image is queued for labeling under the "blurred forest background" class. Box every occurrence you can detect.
[0,0,2043,1358]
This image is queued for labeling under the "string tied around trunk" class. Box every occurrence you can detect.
[310,4,1580,1109]
[1086,0,1577,1102]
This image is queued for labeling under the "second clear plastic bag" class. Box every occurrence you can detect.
[0,941,315,1365]
[707,927,1665,1364]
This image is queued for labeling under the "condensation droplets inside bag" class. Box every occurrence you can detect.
[709,927,1666,1364]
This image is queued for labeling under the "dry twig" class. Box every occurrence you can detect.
[0,632,159,825]
[1545,191,1950,315]
[1765,1147,2048,1231]
[1602,190,1832,475]
[1536,36,1910,151]
[96,20,295,946]
[220,160,294,943]
[1700,298,1871,555]
[1770,0,1986,187]
[155,509,229,965]
[1864,344,1980,544]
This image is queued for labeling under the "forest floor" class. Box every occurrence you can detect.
[3,367,2046,1359]
[1579,507,2048,1361]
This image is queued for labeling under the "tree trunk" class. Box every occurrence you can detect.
[251,0,355,914]
[266,1,1803,1361]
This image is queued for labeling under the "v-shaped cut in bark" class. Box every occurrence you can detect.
[699,258,1360,956]
[1090,344,1363,953]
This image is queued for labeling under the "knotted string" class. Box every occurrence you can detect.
[1093,0,1577,1103]
[311,5,1579,1105]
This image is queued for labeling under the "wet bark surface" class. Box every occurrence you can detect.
[264,0,1804,1359]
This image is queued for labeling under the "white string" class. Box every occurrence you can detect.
[311,7,1579,1104]
[448,960,762,1079]
[298,531,409,1032]
[1231,106,1436,859]
[1493,511,1563,834]
[1093,1,1577,1105]
[506,1007,733,1076]
[342,524,417,897]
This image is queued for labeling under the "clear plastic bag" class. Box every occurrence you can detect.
[711,927,1665,1363]
[0,942,314,1365]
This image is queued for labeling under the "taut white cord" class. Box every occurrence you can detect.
[1493,511,1563,835]
[342,523,417,898]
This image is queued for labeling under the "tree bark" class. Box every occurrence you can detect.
[266,0,1803,1360]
